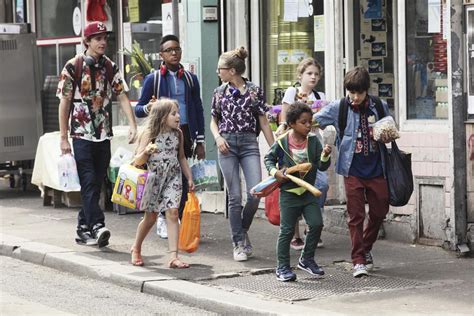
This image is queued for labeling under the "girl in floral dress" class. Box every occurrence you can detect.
[131,98,194,268]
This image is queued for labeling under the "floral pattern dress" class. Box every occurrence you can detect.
[146,130,182,213]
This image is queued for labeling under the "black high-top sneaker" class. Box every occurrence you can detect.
[75,225,97,246]
[91,223,110,248]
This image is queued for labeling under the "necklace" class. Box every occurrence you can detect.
[230,80,246,94]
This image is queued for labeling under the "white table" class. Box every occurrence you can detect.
[31,126,138,207]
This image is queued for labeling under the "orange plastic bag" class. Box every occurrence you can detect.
[178,192,201,253]
[264,188,280,226]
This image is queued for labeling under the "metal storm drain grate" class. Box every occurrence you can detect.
[200,267,425,301]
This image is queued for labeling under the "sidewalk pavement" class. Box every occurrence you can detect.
[1,184,473,315]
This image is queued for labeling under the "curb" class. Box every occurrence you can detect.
[0,234,341,316]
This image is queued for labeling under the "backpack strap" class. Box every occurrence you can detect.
[153,69,161,99]
[67,55,84,127]
[370,95,386,119]
[183,70,194,89]
[312,90,321,100]
[338,97,348,140]
[104,58,114,86]
[72,55,83,98]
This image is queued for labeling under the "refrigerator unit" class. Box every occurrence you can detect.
[0,24,43,163]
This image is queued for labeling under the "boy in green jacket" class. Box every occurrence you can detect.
[264,102,331,282]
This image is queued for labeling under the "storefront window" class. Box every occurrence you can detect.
[406,0,448,120]
[261,0,325,106]
[39,44,77,133]
[122,0,162,100]
[37,0,79,38]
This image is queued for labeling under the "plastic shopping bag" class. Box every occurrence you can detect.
[373,116,400,143]
[108,147,134,183]
[191,160,219,189]
[264,188,280,226]
[58,154,80,191]
[179,192,201,253]
[382,141,413,206]
[110,147,134,168]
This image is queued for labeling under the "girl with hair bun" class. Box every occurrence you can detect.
[210,47,275,262]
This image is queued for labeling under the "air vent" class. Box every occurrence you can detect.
[0,39,17,51]
[4,136,24,147]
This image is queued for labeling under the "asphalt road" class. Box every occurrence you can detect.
[0,256,216,316]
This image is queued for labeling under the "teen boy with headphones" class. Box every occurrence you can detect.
[58,21,137,247]
[135,35,205,221]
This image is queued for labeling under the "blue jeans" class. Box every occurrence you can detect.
[218,133,262,245]
[73,139,111,229]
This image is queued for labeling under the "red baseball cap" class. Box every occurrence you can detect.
[83,21,110,38]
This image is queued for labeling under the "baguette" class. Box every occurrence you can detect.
[286,162,312,175]
[286,174,322,197]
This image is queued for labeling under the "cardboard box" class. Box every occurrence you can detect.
[111,164,153,210]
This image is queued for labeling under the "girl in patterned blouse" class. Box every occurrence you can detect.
[210,47,275,262]
[131,98,194,268]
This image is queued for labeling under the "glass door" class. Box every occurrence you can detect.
[467,6,474,116]
[344,0,395,114]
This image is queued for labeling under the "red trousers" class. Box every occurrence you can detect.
[344,176,389,265]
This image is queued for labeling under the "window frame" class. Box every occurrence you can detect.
[397,0,450,132]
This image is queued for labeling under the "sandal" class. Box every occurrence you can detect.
[168,258,190,269]
[130,248,144,266]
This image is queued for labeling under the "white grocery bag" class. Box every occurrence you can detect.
[110,146,134,168]
[58,154,81,191]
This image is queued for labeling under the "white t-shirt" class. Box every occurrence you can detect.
[282,86,326,105]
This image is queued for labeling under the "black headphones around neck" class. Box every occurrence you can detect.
[84,55,106,69]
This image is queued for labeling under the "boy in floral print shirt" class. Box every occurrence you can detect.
[57,22,137,247]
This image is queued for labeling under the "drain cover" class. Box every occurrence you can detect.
[201,267,425,301]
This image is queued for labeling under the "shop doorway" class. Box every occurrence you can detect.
[465,5,474,224]
[342,0,396,115]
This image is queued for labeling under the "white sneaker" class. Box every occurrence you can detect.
[353,263,368,278]
[233,244,248,262]
[156,215,168,239]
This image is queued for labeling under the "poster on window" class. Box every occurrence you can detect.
[362,0,383,20]
[314,15,325,52]
[283,0,299,22]
[361,31,387,58]
[129,0,140,23]
[368,59,384,73]
[290,50,309,64]
[361,31,387,45]
[371,19,386,32]
[371,42,387,57]
[428,0,441,33]
[278,50,291,65]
